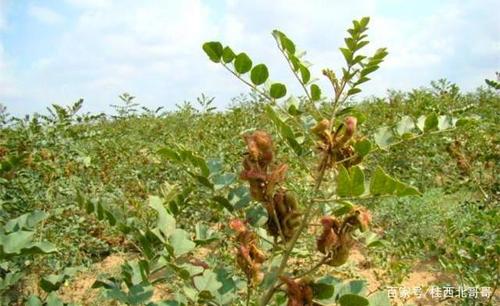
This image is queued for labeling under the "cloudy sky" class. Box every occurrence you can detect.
[0,0,498,116]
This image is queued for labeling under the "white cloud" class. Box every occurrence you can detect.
[1,0,499,115]
[0,0,7,30]
[0,1,17,101]
[28,4,64,25]
[0,44,18,100]
[64,0,113,9]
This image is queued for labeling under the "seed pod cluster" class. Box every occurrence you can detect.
[280,276,315,306]
[446,140,471,175]
[240,131,286,201]
[230,219,266,285]
[265,189,302,240]
[316,207,372,266]
[240,131,302,241]
[311,116,363,170]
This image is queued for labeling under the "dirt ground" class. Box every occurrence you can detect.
[53,247,493,305]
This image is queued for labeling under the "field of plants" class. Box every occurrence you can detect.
[0,17,498,306]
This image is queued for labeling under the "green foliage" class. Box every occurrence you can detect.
[0,14,495,306]
[234,53,253,74]
[0,212,57,258]
[270,83,287,99]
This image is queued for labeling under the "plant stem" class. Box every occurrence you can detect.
[247,281,252,306]
[274,40,313,103]
[259,160,328,306]
[292,256,328,279]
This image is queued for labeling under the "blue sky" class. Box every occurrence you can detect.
[0,0,498,116]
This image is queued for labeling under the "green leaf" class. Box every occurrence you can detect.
[369,167,396,196]
[250,64,269,85]
[336,166,351,198]
[359,16,370,28]
[345,37,356,50]
[202,42,223,63]
[282,36,296,54]
[368,290,391,306]
[358,231,384,248]
[185,151,210,177]
[212,268,238,305]
[438,115,453,130]
[207,159,223,174]
[260,255,282,290]
[353,139,371,157]
[312,276,339,301]
[26,295,43,306]
[273,30,296,54]
[338,294,369,306]
[337,280,368,296]
[46,292,64,306]
[149,196,176,239]
[299,65,310,84]
[222,46,236,63]
[374,127,394,148]
[234,53,252,74]
[289,54,300,71]
[416,115,426,131]
[347,88,362,96]
[270,83,287,99]
[286,96,302,116]
[264,105,304,156]
[193,270,223,296]
[340,47,353,64]
[369,166,420,197]
[245,205,268,227]
[351,166,365,197]
[39,267,80,293]
[40,274,66,293]
[485,78,500,89]
[360,65,379,77]
[194,224,218,245]
[394,181,420,196]
[336,166,365,198]
[333,201,354,216]
[4,211,47,232]
[396,116,415,136]
[169,229,195,257]
[424,113,438,132]
[0,231,56,258]
[212,173,236,190]
[153,301,182,306]
[310,84,321,101]
[228,186,251,210]
[127,284,154,305]
[192,174,213,189]
[212,196,233,212]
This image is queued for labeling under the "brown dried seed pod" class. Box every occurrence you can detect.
[249,244,266,264]
[336,116,358,148]
[245,140,260,161]
[311,119,330,135]
[249,181,266,202]
[317,216,340,254]
[344,116,357,138]
[274,192,288,217]
[284,211,302,229]
[343,207,372,233]
[260,150,273,166]
[253,130,273,151]
[281,225,293,239]
[326,244,350,267]
[280,276,315,306]
[284,191,299,211]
